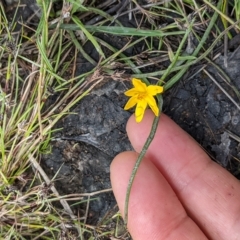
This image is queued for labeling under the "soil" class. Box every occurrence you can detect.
[165,51,240,171]
[4,0,240,239]
[42,46,240,224]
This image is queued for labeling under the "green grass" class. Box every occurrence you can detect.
[0,0,239,238]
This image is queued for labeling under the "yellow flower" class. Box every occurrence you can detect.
[124,78,164,122]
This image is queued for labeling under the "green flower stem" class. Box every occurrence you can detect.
[124,0,223,225]
[124,95,163,224]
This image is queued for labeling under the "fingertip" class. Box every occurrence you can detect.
[126,110,172,132]
[123,110,240,240]
[126,110,154,136]
[110,151,206,240]
[126,111,173,154]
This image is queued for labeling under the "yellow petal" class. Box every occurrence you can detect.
[135,100,147,122]
[124,88,139,97]
[147,85,164,95]
[124,96,138,110]
[146,95,159,116]
[132,78,147,92]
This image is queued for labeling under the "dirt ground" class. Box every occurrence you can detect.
[4,0,240,238]
[42,46,240,225]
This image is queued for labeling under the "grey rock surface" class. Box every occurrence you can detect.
[42,80,132,223]
[42,48,240,226]
[165,48,240,169]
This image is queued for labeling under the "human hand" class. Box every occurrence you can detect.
[110,110,240,240]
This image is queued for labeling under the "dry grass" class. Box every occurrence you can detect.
[0,0,239,239]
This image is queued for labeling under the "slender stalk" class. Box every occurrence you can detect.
[124,95,163,223]
[124,0,223,224]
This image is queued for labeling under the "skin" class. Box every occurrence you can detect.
[110,110,240,240]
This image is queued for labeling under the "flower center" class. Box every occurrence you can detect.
[137,92,147,100]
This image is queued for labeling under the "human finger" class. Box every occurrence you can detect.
[111,151,208,240]
[126,111,240,240]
